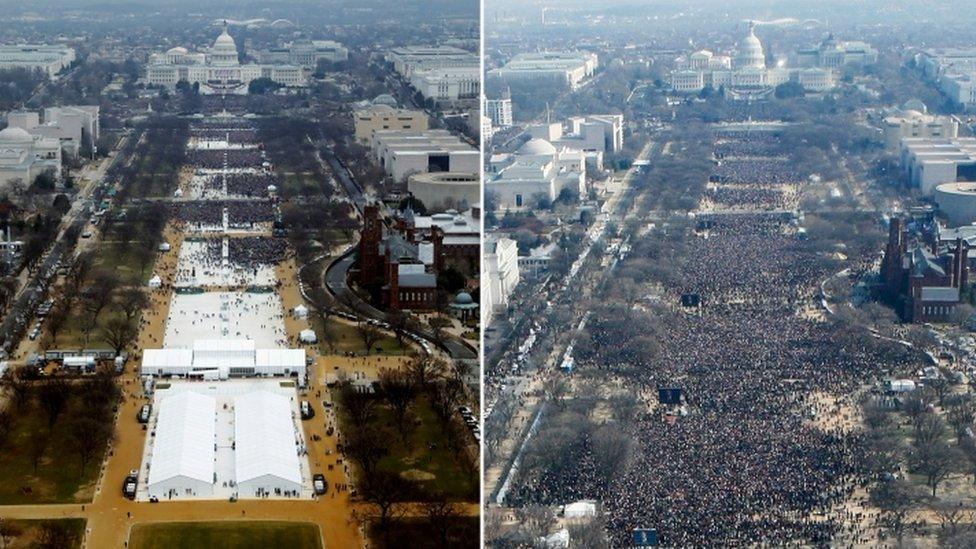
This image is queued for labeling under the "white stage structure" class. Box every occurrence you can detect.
[234,391,304,497]
[146,392,217,499]
[141,339,305,382]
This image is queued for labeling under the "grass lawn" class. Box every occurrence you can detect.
[368,516,478,549]
[2,519,86,548]
[94,239,155,286]
[280,172,324,197]
[128,521,321,549]
[337,392,478,501]
[312,317,410,356]
[0,400,105,504]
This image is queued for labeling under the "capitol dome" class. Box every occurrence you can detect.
[166,46,188,55]
[733,23,766,70]
[0,127,33,143]
[454,291,474,305]
[372,94,398,108]
[210,24,239,66]
[518,138,557,156]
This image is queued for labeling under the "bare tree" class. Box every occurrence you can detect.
[67,416,111,473]
[591,424,633,490]
[377,368,415,436]
[912,441,964,497]
[0,520,23,549]
[340,383,377,428]
[28,427,47,473]
[101,317,138,356]
[870,479,923,544]
[421,494,463,547]
[1,369,32,410]
[356,321,382,354]
[933,502,969,538]
[36,377,72,432]
[406,354,446,389]
[118,287,150,323]
[361,470,412,530]
[345,425,389,486]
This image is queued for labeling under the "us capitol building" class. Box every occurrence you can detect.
[668,23,874,100]
[145,24,306,95]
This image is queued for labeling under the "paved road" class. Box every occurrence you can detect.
[323,249,478,360]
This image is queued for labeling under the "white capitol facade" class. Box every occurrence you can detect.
[146,25,306,95]
[669,23,836,99]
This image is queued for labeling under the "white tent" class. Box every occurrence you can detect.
[542,529,570,548]
[158,242,171,252]
[148,275,162,288]
[255,349,305,375]
[147,392,217,499]
[234,391,303,497]
[141,349,194,376]
[299,329,317,344]
[293,304,309,319]
[563,500,598,519]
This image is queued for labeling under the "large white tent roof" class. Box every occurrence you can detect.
[255,349,305,369]
[147,392,216,487]
[142,348,194,370]
[234,391,302,486]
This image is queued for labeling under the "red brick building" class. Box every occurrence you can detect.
[881,217,969,322]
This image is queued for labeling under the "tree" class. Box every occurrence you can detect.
[119,288,150,323]
[870,479,923,543]
[377,368,416,436]
[345,425,388,486]
[517,504,557,540]
[774,81,806,99]
[406,354,446,389]
[945,394,976,438]
[1,369,32,410]
[385,309,408,347]
[44,299,71,346]
[421,495,463,547]
[914,412,947,448]
[35,520,80,549]
[36,377,72,432]
[0,520,24,549]
[356,321,382,354]
[101,317,138,356]
[360,470,411,529]
[933,501,969,538]
[340,383,377,428]
[28,427,47,473]
[912,441,963,497]
[67,415,110,473]
[590,424,632,490]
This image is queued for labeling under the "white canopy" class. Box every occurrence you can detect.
[563,500,598,518]
[234,391,303,494]
[293,304,309,319]
[299,329,317,344]
[148,275,162,288]
[147,392,217,495]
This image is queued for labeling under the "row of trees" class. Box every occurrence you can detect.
[0,368,120,476]
[341,353,477,530]
[865,383,976,545]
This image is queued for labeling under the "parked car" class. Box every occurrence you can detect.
[123,470,138,499]
[313,474,327,495]
[300,400,314,420]
[138,404,151,424]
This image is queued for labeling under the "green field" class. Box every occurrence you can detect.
[128,521,321,549]
[0,400,105,504]
[1,519,86,548]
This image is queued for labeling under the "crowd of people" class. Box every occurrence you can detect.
[506,129,915,547]
[705,186,788,209]
[711,158,801,185]
[201,171,278,197]
[228,237,289,265]
[175,200,275,227]
[188,149,265,170]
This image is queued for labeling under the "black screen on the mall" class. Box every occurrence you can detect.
[958,163,976,181]
[428,154,450,172]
